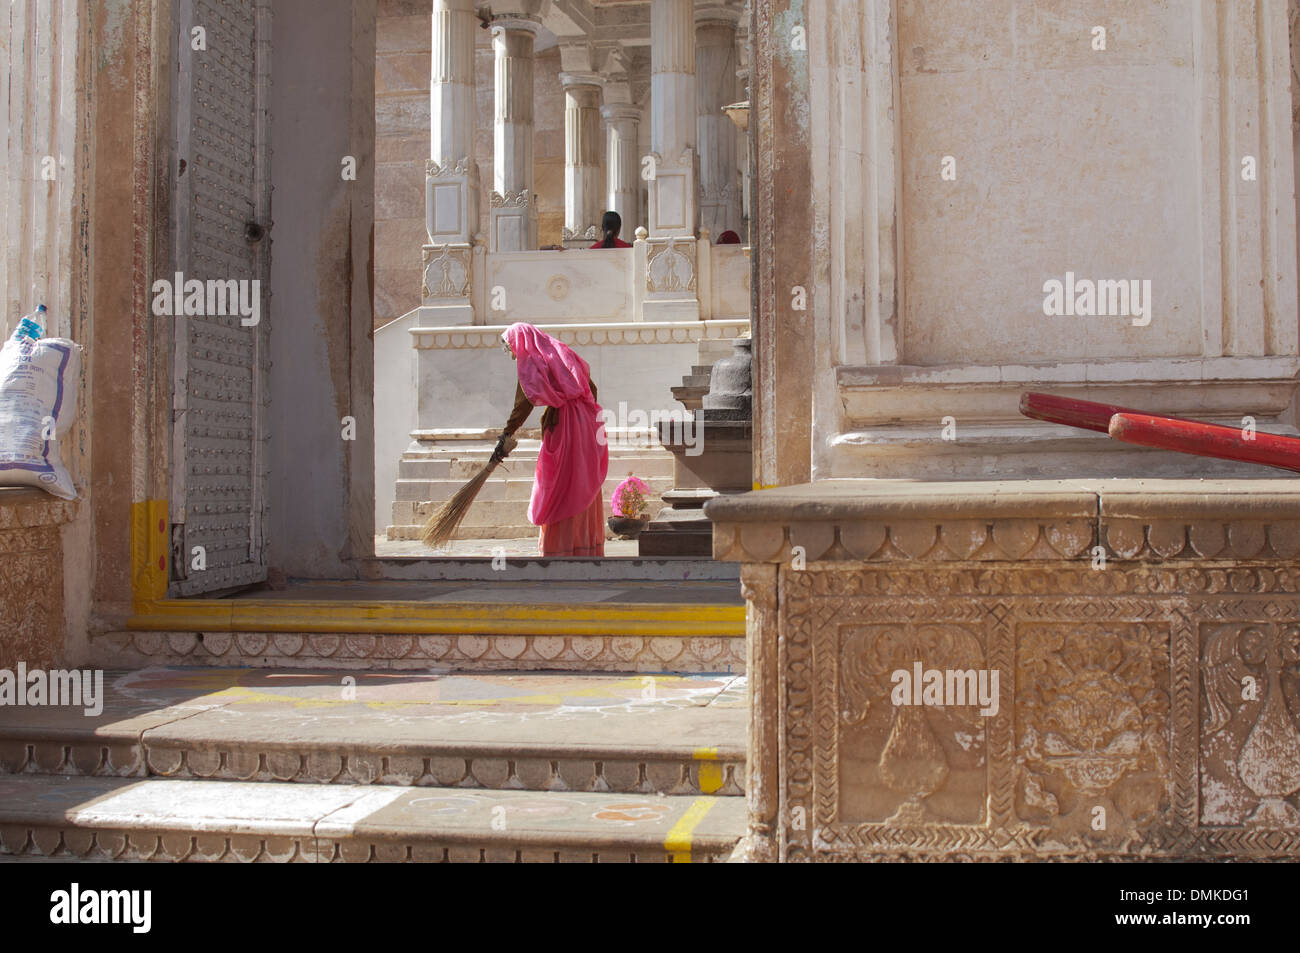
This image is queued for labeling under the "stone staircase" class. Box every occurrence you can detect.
[388,441,676,541]
[0,668,747,862]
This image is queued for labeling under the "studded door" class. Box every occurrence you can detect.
[168,0,271,596]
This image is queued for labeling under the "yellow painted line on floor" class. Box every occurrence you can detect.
[665,797,717,863]
[128,496,744,637]
[127,598,745,637]
[693,747,724,795]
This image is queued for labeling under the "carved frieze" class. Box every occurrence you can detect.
[0,526,65,670]
[1201,622,1300,827]
[426,157,472,178]
[763,563,1300,861]
[561,225,599,242]
[646,239,698,294]
[490,189,533,208]
[421,245,471,299]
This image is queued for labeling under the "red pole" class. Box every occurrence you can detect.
[1019,392,1195,434]
[1109,412,1300,474]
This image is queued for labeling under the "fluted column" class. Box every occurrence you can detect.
[423,0,479,324]
[696,13,741,237]
[602,104,641,236]
[560,73,605,244]
[489,16,540,251]
[649,0,697,237]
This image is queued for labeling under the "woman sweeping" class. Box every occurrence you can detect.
[423,322,608,557]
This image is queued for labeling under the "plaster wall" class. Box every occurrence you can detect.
[268,0,377,577]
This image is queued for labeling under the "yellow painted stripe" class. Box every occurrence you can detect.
[127,496,744,637]
[665,797,717,864]
[751,482,780,491]
[127,599,745,637]
[694,747,724,794]
[130,499,169,607]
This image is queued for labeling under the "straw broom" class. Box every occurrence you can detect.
[420,431,519,548]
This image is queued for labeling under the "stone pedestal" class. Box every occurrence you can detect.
[640,337,752,556]
[707,479,1300,861]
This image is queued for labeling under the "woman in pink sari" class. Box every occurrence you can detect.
[497,323,609,557]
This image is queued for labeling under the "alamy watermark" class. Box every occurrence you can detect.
[890,662,1000,717]
[0,663,104,717]
[597,401,702,456]
[1042,271,1151,327]
[151,272,261,326]
[50,883,150,933]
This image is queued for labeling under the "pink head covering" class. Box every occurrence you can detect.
[502,323,609,526]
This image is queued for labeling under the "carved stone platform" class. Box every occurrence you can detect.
[706,479,1300,861]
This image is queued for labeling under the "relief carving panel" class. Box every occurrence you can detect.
[774,564,1300,860]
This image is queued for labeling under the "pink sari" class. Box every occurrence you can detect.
[503,323,609,556]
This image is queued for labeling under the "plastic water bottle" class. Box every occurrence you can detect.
[9,304,46,343]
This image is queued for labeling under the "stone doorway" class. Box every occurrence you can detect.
[369,0,754,572]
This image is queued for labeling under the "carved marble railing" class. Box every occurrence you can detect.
[706,479,1300,861]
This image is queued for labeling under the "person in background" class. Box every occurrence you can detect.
[591,211,632,249]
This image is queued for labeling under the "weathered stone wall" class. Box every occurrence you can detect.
[753,0,1300,483]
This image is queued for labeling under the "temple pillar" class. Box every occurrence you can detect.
[602,104,642,236]
[489,15,540,252]
[695,10,741,237]
[560,73,605,246]
[648,0,697,238]
[422,0,479,325]
[645,0,700,321]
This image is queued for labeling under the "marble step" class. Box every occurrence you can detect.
[0,669,747,796]
[399,451,677,481]
[0,776,745,862]
[394,474,674,504]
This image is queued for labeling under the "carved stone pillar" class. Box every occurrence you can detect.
[560,73,604,245]
[602,104,642,237]
[738,562,778,862]
[648,0,698,238]
[696,11,741,237]
[423,0,479,324]
[489,16,540,252]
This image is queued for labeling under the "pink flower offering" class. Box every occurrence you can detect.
[611,473,650,518]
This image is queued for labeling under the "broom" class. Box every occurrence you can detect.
[420,431,519,548]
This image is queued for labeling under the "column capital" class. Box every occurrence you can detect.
[489,15,543,37]
[695,3,742,27]
[559,71,605,90]
[601,103,641,123]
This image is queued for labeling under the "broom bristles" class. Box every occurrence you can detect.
[420,435,517,548]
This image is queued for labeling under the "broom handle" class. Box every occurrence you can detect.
[492,383,533,463]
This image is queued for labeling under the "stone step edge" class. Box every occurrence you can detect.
[0,735,746,796]
[0,778,743,863]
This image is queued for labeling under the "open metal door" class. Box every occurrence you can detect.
[168,0,272,596]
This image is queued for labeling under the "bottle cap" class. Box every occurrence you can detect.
[36,304,46,312]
